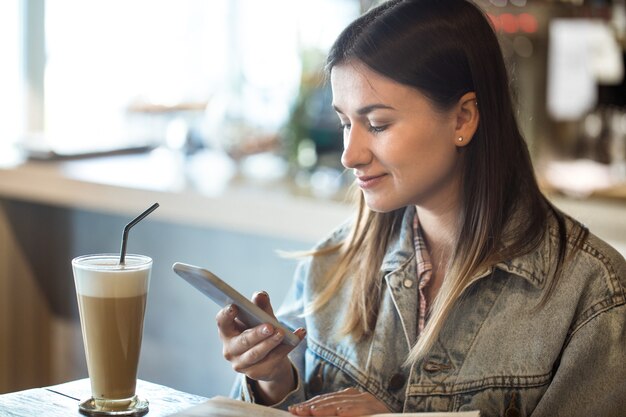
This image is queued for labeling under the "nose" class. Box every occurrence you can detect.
[340,125,371,169]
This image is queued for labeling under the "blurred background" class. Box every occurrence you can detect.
[0,0,625,400]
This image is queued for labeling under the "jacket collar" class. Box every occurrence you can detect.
[380,206,560,290]
[380,206,418,273]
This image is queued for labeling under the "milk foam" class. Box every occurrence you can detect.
[73,255,151,298]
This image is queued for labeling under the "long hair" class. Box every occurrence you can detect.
[308,0,586,364]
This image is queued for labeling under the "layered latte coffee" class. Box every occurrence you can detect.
[73,254,151,411]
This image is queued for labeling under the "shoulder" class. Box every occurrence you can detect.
[554,213,626,336]
[559,213,626,293]
[579,230,625,286]
[498,207,624,294]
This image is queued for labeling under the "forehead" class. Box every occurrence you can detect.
[330,60,429,111]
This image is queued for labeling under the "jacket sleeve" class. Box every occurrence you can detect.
[530,303,626,417]
[230,259,311,409]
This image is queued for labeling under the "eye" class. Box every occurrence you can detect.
[339,123,351,132]
[368,123,388,133]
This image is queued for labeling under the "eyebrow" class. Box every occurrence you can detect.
[332,103,396,115]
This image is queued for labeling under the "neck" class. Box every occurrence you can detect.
[415,198,460,269]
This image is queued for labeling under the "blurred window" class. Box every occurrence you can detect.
[12,0,359,151]
[0,0,21,144]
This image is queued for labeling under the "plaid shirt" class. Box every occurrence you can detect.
[412,212,433,335]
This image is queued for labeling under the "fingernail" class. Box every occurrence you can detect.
[262,325,272,335]
[260,290,269,299]
[227,304,234,314]
[273,331,284,341]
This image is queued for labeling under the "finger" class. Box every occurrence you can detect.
[236,329,309,381]
[334,399,389,416]
[292,388,368,416]
[289,402,329,416]
[236,327,302,374]
[297,388,361,408]
[334,403,371,417]
[216,304,246,339]
[226,323,276,358]
[309,400,348,416]
[318,392,389,417]
[288,394,346,415]
[289,405,312,416]
[294,327,307,341]
[232,329,286,370]
[230,326,306,377]
[251,291,275,316]
[229,323,306,363]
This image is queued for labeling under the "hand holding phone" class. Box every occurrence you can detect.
[172,262,300,347]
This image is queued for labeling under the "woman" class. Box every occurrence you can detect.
[216,0,626,415]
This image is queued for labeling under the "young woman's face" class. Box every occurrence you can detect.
[331,60,463,213]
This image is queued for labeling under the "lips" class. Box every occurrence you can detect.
[356,173,387,189]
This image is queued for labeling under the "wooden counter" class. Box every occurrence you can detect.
[0,148,352,242]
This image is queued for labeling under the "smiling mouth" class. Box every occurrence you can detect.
[356,174,387,188]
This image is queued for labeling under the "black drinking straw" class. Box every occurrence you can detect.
[119,202,160,264]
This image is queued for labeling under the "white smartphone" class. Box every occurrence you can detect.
[172,262,300,347]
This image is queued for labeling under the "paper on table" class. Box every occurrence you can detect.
[167,396,480,417]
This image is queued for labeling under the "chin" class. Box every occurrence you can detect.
[363,196,403,214]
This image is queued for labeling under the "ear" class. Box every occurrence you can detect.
[453,92,479,148]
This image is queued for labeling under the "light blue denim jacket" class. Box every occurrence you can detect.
[233,206,626,416]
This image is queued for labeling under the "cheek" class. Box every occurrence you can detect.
[385,129,455,170]
[387,132,460,190]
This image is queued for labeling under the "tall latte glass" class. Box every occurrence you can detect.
[72,254,152,416]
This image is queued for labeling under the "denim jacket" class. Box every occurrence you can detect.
[234,206,626,416]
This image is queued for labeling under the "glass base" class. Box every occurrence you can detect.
[78,395,149,416]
